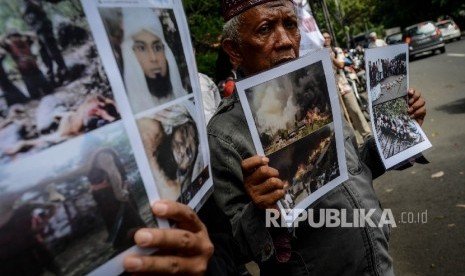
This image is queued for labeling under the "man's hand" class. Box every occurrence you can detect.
[123,200,214,275]
[241,155,285,210]
[408,88,426,126]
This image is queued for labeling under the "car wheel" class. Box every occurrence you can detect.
[440,46,446,54]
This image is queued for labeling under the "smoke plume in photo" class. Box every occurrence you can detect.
[246,61,330,138]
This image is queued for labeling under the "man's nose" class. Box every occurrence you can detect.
[275,27,295,49]
[148,48,158,61]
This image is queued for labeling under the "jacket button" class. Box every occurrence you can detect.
[264,243,272,255]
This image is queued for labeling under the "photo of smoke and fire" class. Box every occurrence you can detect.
[244,61,341,210]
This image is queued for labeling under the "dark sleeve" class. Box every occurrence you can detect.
[198,197,241,276]
[208,131,274,264]
[359,136,386,179]
[205,233,240,276]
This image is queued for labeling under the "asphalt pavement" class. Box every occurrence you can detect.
[374,38,465,276]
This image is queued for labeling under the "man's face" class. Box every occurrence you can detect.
[233,0,300,76]
[132,30,167,79]
[172,123,198,172]
[322,32,332,48]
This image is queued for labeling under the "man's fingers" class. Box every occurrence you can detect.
[254,188,285,209]
[133,228,203,254]
[151,200,204,233]
[251,177,285,196]
[241,155,269,173]
[407,88,419,100]
[408,98,425,113]
[124,254,210,275]
[407,88,426,125]
[410,106,426,125]
[246,165,280,184]
[125,200,214,275]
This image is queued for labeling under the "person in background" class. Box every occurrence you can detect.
[21,0,69,86]
[368,31,388,48]
[323,30,372,144]
[86,148,146,250]
[0,47,29,107]
[0,29,53,100]
[199,72,222,123]
[207,0,426,275]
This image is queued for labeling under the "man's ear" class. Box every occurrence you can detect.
[222,38,242,66]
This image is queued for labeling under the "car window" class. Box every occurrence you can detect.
[436,21,453,29]
[387,33,402,43]
[406,22,436,36]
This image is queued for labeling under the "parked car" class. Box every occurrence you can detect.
[351,32,370,48]
[403,21,445,58]
[385,32,403,45]
[435,19,461,42]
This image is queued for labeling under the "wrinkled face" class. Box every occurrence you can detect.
[132,30,167,79]
[234,0,300,76]
[172,123,198,171]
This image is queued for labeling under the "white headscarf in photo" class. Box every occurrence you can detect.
[121,8,187,113]
[153,100,197,135]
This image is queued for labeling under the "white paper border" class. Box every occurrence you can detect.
[82,0,212,274]
[236,48,348,227]
[365,44,432,169]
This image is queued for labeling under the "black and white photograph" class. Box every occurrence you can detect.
[0,122,157,276]
[365,44,431,169]
[0,0,120,164]
[97,6,191,114]
[236,49,348,222]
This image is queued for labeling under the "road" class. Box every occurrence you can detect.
[374,38,465,275]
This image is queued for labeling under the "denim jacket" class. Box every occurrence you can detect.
[208,94,394,276]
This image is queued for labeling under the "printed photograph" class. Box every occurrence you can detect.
[0,122,156,276]
[365,44,431,168]
[98,6,191,114]
[236,50,348,218]
[0,0,120,164]
[136,100,207,205]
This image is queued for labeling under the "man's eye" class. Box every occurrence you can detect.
[134,45,146,52]
[257,25,271,34]
[284,20,298,29]
[153,43,164,52]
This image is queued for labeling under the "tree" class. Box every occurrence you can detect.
[182,0,223,78]
[373,0,465,31]
[312,0,377,48]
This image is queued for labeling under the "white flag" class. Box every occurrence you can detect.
[293,0,325,56]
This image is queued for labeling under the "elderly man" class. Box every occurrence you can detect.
[208,0,426,275]
[368,31,388,48]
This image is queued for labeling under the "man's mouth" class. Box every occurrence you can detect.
[273,56,296,67]
[150,68,161,74]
